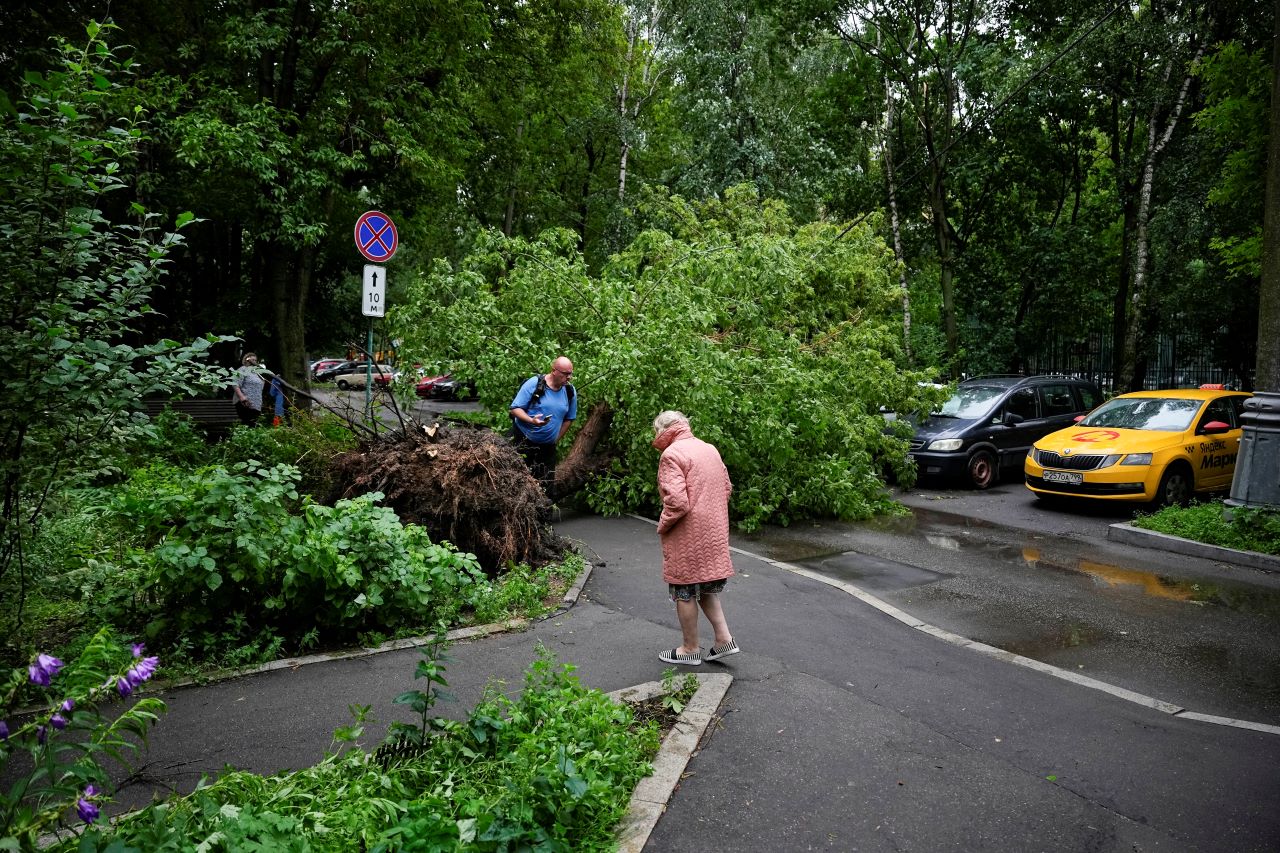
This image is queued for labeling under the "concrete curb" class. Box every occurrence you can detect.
[751,552,1280,737]
[1107,522,1280,573]
[145,553,596,696]
[610,673,734,853]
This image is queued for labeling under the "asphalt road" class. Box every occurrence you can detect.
[304,393,1279,724]
[736,479,1280,726]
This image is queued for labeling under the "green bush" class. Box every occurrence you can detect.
[214,412,357,497]
[1134,500,1280,556]
[68,648,659,852]
[94,461,485,648]
[469,553,585,624]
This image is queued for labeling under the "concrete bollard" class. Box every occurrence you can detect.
[1227,391,1280,509]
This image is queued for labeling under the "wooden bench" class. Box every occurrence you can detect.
[142,398,241,435]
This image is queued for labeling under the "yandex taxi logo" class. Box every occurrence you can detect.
[1071,429,1121,442]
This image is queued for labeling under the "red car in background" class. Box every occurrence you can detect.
[415,373,477,400]
[310,358,343,378]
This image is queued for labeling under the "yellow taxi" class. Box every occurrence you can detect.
[1024,386,1250,506]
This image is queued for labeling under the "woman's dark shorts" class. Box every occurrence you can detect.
[668,578,728,602]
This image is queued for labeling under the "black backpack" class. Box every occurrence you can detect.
[511,374,575,431]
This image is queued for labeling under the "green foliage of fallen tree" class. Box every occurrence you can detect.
[392,185,942,529]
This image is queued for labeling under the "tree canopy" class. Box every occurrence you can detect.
[391,186,942,528]
[0,0,1273,524]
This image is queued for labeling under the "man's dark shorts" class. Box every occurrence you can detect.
[668,578,728,602]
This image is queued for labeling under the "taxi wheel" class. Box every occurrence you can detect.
[1154,463,1193,508]
[967,449,997,490]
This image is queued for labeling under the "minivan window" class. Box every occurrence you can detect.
[1039,384,1076,417]
[1005,387,1038,421]
[937,386,1006,418]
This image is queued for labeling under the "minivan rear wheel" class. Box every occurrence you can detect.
[968,449,997,489]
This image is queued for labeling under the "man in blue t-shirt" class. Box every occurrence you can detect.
[509,355,577,495]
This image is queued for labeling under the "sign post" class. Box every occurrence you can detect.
[354,212,398,414]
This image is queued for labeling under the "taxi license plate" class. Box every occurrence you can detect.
[1043,470,1083,485]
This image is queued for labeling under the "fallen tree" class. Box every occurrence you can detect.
[391,186,947,530]
[326,420,571,574]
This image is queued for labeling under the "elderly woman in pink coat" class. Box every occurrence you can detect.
[652,410,740,666]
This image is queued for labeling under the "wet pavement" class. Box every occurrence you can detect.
[35,504,1280,851]
[735,485,1280,725]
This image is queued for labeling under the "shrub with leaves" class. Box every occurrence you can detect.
[1134,500,1280,556]
[99,461,486,645]
[391,185,941,529]
[1,629,164,848]
[66,647,657,852]
[213,413,358,496]
[0,22,232,620]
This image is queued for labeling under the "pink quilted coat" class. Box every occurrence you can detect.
[653,421,735,585]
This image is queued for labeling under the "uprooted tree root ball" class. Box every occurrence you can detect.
[326,421,572,574]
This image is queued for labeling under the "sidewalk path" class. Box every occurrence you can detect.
[118,512,1280,851]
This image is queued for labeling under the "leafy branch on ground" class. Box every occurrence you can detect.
[59,646,660,852]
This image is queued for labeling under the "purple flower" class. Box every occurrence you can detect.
[28,653,64,686]
[50,713,67,730]
[61,698,75,713]
[85,783,100,797]
[126,656,159,687]
[0,720,8,740]
[36,725,47,744]
[131,643,146,657]
[116,677,133,698]
[76,792,100,824]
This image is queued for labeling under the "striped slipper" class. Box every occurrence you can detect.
[705,639,740,661]
[658,648,701,666]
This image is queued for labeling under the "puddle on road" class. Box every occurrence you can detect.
[739,512,1280,617]
[995,622,1111,658]
[797,552,950,593]
[1019,548,1280,616]
[1022,548,1199,602]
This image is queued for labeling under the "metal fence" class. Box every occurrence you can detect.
[1019,330,1250,393]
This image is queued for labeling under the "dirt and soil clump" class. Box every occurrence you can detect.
[327,420,571,573]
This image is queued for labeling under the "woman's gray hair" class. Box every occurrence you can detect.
[652,410,688,434]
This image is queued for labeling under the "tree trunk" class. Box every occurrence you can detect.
[1116,52,1201,391]
[504,118,525,238]
[554,401,614,497]
[881,68,911,361]
[618,15,637,202]
[267,244,312,394]
[1257,0,1280,392]
[928,167,958,368]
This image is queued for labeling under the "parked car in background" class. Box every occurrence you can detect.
[333,365,396,390]
[415,373,477,401]
[310,358,343,378]
[314,360,371,383]
[909,375,1103,489]
[1025,386,1250,507]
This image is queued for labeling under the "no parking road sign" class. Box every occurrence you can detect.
[354,210,398,263]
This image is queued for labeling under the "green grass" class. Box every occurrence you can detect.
[1133,500,1280,556]
[60,648,661,852]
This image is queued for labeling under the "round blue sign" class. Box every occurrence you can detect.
[355,211,398,263]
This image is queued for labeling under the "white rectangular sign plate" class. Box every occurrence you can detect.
[362,265,386,317]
